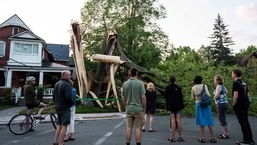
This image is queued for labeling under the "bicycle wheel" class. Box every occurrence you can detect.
[8,114,33,135]
[50,113,58,129]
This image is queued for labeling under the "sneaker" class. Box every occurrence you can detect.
[236,141,255,145]
[34,116,45,120]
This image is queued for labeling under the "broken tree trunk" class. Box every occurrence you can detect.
[70,22,102,107]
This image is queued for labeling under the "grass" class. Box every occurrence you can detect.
[76,106,120,114]
[0,105,14,111]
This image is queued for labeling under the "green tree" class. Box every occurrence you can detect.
[236,45,257,56]
[197,45,212,62]
[208,14,234,65]
[80,0,169,69]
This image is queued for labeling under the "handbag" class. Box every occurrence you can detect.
[200,84,212,108]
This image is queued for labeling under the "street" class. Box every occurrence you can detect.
[0,115,256,145]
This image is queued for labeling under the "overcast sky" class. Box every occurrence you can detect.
[1,0,257,53]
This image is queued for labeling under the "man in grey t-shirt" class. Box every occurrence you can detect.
[122,67,146,145]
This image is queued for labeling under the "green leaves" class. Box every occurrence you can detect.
[80,0,169,70]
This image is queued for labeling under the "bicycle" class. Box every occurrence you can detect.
[7,103,58,135]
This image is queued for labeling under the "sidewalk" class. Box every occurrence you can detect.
[0,106,126,125]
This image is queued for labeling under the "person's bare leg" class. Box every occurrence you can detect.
[200,126,205,139]
[135,127,142,143]
[176,114,182,138]
[208,126,215,139]
[125,127,132,144]
[26,109,31,129]
[37,103,47,116]
[171,114,176,139]
[37,108,44,116]
[149,114,154,130]
[58,125,68,145]
[142,114,147,130]
[53,125,62,144]
[169,114,172,130]
[223,125,228,135]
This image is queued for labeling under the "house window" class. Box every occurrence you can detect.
[12,27,19,35]
[14,42,39,54]
[0,71,5,86]
[0,41,6,57]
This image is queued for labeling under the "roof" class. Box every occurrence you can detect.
[45,44,70,61]
[42,61,71,68]
[240,52,257,65]
[0,14,31,31]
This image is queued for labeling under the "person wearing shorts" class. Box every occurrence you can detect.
[24,76,47,132]
[165,75,184,142]
[53,70,74,145]
[142,82,157,132]
[122,67,146,145]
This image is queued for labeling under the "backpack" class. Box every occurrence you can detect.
[200,84,212,108]
[236,81,251,107]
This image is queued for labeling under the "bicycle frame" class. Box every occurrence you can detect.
[8,105,57,135]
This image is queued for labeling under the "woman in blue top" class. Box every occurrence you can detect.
[213,75,229,139]
[64,80,77,141]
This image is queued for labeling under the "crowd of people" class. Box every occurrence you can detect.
[122,68,254,145]
[23,68,255,145]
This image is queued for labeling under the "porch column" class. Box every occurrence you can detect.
[39,71,44,85]
[6,69,12,87]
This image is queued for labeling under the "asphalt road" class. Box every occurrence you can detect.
[0,114,256,145]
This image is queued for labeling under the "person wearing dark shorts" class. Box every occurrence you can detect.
[165,75,185,142]
[142,82,157,132]
[24,76,47,132]
[53,70,74,145]
[122,67,146,145]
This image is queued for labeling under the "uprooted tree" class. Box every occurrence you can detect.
[70,22,166,112]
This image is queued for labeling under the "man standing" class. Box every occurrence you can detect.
[122,67,146,145]
[53,70,74,145]
[232,69,255,145]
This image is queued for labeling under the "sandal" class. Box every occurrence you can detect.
[68,137,75,141]
[178,137,184,142]
[209,139,217,143]
[198,138,206,143]
[218,133,229,139]
[168,138,175,142]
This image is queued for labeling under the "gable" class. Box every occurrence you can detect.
[240,52,257,66]
[9,30,44,42]
[45,44,69,61]
[0,14,31,31]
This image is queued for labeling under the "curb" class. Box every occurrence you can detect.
[0,112,126,126]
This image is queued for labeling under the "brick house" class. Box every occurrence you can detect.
[0,14,73,102]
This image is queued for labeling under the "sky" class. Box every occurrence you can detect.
[1,0,257,53]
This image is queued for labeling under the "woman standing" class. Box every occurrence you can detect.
[165,76,184,142]
[213,75,229,139]
[142,82,157,132]
[191,76,216,143]
[64,80,77,142]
